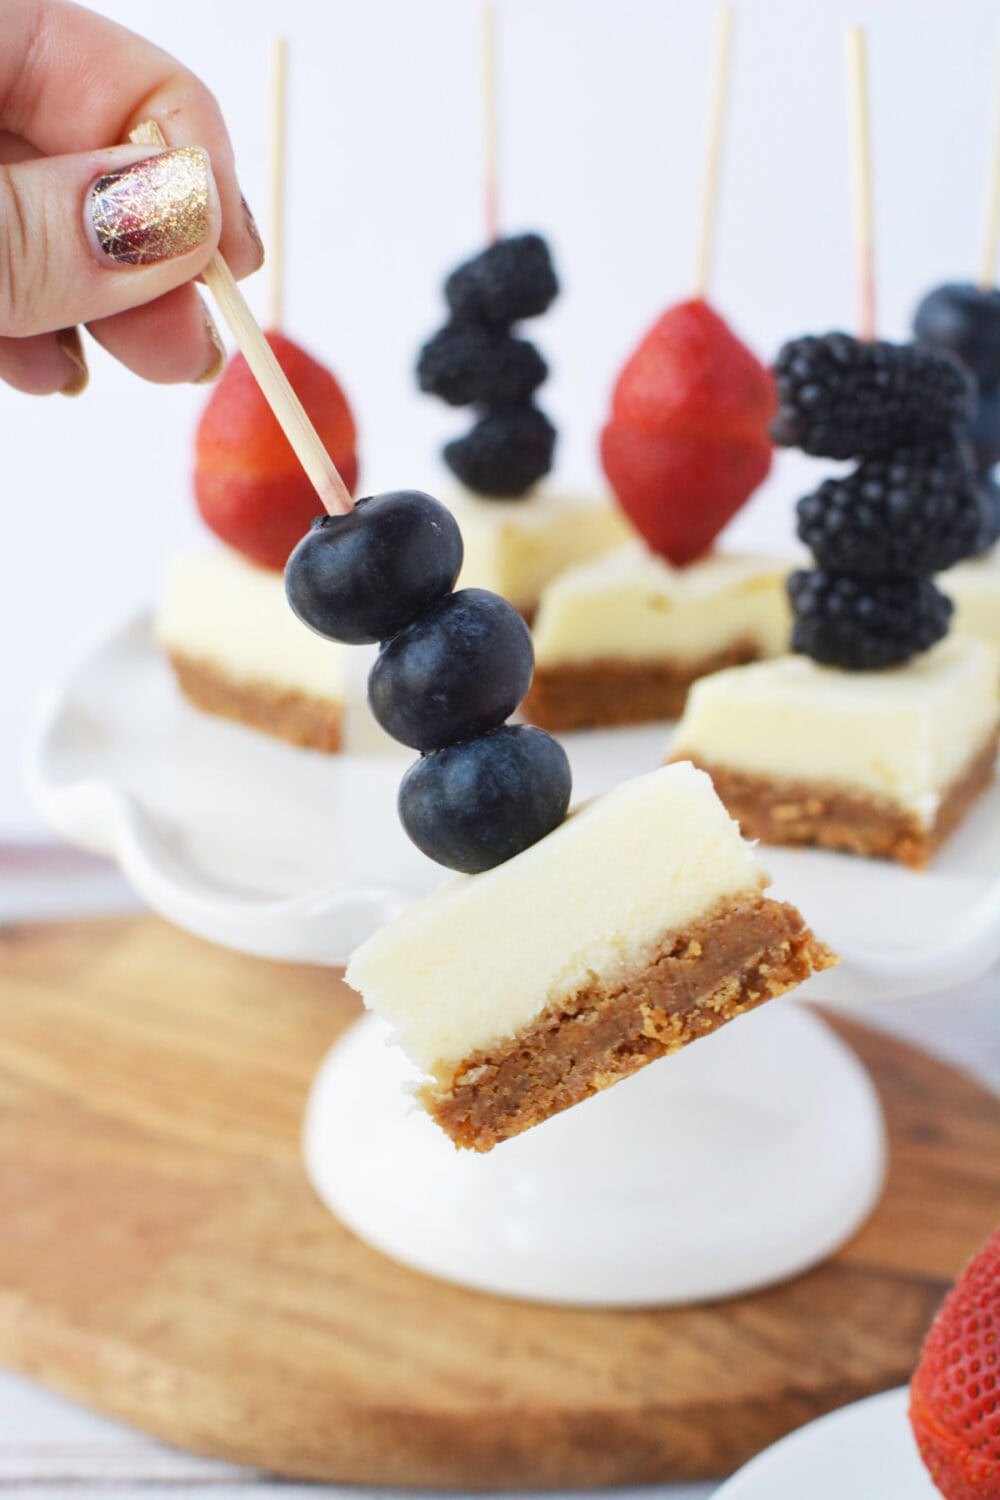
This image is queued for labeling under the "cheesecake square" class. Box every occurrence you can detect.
[669,638,1000,867]
[346,762,834,1151]
[523,544,792,730]
[444,488,632,619]
[943,548,1000,660]
[157,547,346,752]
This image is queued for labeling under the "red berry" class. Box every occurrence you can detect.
[909,1227,1000,1500]
[609,298,775,439]
[600,299,774,562]
[600,421,772,566]
[194,331,358,570]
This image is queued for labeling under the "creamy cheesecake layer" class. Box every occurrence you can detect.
[346,762,766,1080]
[156,546,346,703]
[531,543,792,665]
[444,488,632,613]
[671,638,1000,825]
[942,549,1000,649]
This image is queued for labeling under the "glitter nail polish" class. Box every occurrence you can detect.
[194,305,227,384]
[241,195,266,269]
[88,148,211,265]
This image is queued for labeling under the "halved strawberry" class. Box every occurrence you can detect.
[600,421,772,566]
[194,331,358,569]
[910,1227,1000,1500]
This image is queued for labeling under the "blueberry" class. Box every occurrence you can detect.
[444,405,556,497]
[913,283,1000,384]
[444,233,559,325]
[399,725,572,872]
[416,322,547,407]
[369,588,533,750]
[285,490,463,645]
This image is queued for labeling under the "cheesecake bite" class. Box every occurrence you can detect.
[346,761,835,1151]
[525,543,790,729]
[444,486,631,620]
[672,331,998,866]
[670,640,999,868]
[156,332,357,750]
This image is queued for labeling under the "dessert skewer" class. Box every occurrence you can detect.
[524,5,787,733]
[670,25,1000,867]
[133,40,835,1148]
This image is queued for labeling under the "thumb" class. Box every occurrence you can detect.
[0,144,221,339]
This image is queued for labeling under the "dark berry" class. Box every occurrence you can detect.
[444,405,556,497]
[788,570,953,670]
[913,282,1000,384]
[398,724,571,873]
[416,322,547,407]
[795,444,986,575]
[772,333,975,459]
[368,588,534,750]
[285,490,463,646]
[970,384,1000,472]
[444,233,559,325]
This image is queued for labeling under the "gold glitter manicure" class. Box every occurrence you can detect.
[88,148,211,265]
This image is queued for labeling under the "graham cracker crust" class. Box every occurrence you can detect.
[169,652,343,753]
[675,728,999,869]
[424,894,835,1152]
[523,640,764,731]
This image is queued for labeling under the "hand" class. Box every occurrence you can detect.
[0,0,264,395]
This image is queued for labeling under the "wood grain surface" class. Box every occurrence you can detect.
[0,915,997,1488]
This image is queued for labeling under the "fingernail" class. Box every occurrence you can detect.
[88,147,211,265]
[194,305,226,384]
[241,195,265,270]
[56,327,89,396]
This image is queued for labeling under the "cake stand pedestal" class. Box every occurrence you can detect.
[303,999,886,1306]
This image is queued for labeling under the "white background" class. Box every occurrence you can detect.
[3,0,999,836]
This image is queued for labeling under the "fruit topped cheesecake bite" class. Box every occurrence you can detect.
[524,298,791,731]
[285,486,834,1153]
[156,333,358,751]
[416,233,630,618]
[671,331,1000,867]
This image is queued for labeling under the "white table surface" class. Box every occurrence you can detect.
[0,847,996,1497]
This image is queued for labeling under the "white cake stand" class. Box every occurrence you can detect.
[303,1001,885,1306]
[29,611,996,1305]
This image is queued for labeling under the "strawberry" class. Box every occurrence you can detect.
[910,1227,1000,1500]
[194,331,358,570]
[600,422,772,566]
[610,298,775,439]
[601,298,774,564]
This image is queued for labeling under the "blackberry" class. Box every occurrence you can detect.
[788,570,953,670]
[772,333,975,459]
[795,443,986,576]
[444,405,556,497]
[445,233,559,325]
[416,323,547,407]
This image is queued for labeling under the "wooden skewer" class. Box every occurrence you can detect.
[268,36,289,329]
[979,46,1000,290]
[845,25,877,341]
[130,120,353,516]
[692,5,735,301]
[481,2,500,243]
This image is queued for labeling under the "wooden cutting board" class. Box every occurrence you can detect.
[0,914,998,1488]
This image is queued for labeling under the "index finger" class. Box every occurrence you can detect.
[1,0,263,277]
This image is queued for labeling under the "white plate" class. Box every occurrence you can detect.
[26,611,1000,997]
[712,1387,936,1498]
